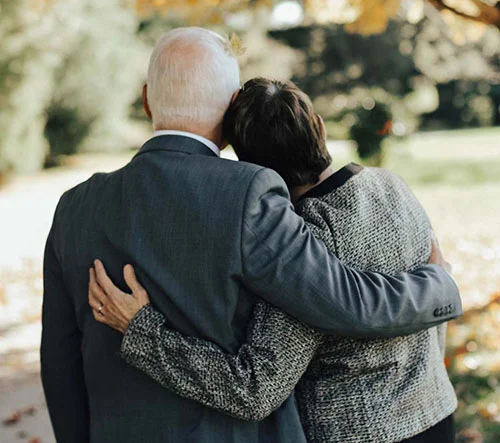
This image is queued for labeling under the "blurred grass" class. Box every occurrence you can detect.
[330,127,500,187]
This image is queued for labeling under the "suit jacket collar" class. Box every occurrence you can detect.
[134,135,219,160]
[152,130,220,156]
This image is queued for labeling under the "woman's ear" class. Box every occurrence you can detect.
[142,84,153,120]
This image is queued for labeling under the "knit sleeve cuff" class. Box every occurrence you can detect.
[120,304,164,358]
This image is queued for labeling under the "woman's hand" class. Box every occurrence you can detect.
[428,230,453,274]
[88,259,150,334]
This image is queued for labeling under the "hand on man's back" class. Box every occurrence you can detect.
[428,230,453,274]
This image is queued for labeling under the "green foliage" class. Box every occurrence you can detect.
[270,16,500,135]
[450,372,500,443]
[0,0,54,175]
[270,23,416,105]
[48,2,146,154]
[349,103,392,166]
[0,0,145,175]
[44,107,94,158]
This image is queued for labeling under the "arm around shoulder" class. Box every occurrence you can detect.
[240,168,462,337]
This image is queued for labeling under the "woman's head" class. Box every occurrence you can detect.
[223,78,332,189]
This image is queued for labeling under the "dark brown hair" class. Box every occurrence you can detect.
[223,78,332,188]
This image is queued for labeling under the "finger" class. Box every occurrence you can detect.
[89,268,107,304]
[94,259,115,294]
[124,265,150,305]
[445,261,453,274]
[432,229,440,245]
[92,309,105,323]
[89,292,102,311]
[123,265,144,295]
[428,231,441,265]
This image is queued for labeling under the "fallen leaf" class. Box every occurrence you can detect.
[23,406,37,416]
[2,411,22,426]
[457,428,484,443]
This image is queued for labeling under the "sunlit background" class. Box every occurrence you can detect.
[0,0,499,441]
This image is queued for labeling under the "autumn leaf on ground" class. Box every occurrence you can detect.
[457,428,484,443]
[24,406,37,416]
[2,410,22,426]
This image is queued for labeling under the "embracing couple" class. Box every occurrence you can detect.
[41,27,461,443]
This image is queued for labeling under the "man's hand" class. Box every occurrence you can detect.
[88,260,150,334]
[428,231,452,274]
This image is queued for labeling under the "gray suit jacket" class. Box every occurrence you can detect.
[41,135,461,443]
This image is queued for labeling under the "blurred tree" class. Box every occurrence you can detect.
[0,0,54,176]
[0,0,144,176]
[349,103,392,166]
[427,0,500,29]
[2,0,499,179]
[414,6,500,128]
[269,4,500,137]
[134,0,500,35]
[45,0,145,156]
[132,0,500,140]
[269,21,420,143]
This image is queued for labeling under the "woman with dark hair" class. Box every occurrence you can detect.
[90,78,457,442]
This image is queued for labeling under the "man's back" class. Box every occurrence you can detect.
[42,135,305,442]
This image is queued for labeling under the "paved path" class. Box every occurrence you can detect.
[0,375,53,443]
[0,153,136,443]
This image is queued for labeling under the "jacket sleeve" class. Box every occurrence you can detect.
[41,205,90,443]
[241,168,461,337]
[121,302,323,421]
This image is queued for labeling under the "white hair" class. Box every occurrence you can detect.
[147,27,241,129]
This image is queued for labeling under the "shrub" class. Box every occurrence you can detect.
[0,0,54,175]
[0,0,145,175]
[350,103,393,166]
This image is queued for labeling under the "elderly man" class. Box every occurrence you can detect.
[41,28,460,443]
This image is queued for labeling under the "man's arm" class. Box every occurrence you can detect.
[119,301,322,421]
[41,221,89,442]
[241,168,461,337]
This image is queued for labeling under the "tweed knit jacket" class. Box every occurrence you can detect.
[121,164,457,442]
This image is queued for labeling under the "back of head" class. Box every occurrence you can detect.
[147,27,240,130]
[223,78,331,188]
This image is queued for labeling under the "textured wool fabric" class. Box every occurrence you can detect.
[294,167,457,441]
[121,166,457,442]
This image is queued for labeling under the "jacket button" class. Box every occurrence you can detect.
[433,308,441,317]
